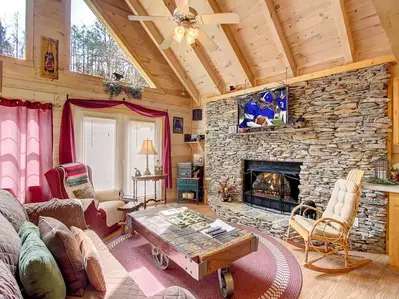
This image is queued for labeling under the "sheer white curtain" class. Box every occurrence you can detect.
[82,117,117,190]
[74,110,161,196]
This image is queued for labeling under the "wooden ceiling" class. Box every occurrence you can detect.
[86,0,397,103]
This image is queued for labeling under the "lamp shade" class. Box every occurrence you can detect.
[138,139,158,155]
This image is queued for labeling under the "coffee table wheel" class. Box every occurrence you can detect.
[151,245,169,270]
[218,267,234,298]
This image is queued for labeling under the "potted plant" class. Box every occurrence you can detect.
[218,180,236,202]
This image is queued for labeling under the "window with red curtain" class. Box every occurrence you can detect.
[0,98,53,203]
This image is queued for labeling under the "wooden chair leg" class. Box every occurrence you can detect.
[305,240,310,263]
[286,225,291,241]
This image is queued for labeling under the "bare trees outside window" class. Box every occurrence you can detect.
[70,0,148,87]
[0,1,26,60]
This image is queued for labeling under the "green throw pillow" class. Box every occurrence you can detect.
[18,222,66,299]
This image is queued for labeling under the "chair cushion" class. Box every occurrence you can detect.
[322,179,358,226]
[39,217,88,296]
[71,226,106,292]
[25,198,88,229]
[18,222,66,299]
[0,189,28,232]
[0,260,23,299]
[0,213,20,275]
[98,200,125,227]
[294,215,341,238]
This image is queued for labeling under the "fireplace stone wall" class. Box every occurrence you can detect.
[205,64,391,253]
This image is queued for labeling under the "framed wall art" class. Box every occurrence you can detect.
[41,36,59,79]
[173,117,184,134]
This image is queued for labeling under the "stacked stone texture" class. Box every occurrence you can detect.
[205,64,391,253]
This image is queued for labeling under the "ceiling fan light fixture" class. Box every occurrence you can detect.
[173,26,185,43]
[186,35,196,45]
[186,27,199,39]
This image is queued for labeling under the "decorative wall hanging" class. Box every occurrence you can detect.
[40,36,59,79]
[173,117,184,134]
[103,81,143,100]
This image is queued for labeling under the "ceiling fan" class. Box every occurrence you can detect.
[128,0,240,52]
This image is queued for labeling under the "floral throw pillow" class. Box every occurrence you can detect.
[73,186,95,199]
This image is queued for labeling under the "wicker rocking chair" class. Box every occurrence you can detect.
[286,169,372,273]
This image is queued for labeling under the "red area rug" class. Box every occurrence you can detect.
[107,226,302,299]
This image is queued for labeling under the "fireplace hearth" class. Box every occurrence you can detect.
[243,160,302,214]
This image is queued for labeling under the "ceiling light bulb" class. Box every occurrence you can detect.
[173,26,185,43]
[186,35,196,45]
[186,27,199,39]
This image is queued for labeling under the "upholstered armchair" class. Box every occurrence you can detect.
[45,163,125,238]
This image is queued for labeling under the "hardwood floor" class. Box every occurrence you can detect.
[104,202,399,299]
[188,203,399,299]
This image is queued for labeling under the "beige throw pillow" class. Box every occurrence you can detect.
[71,226,106,292]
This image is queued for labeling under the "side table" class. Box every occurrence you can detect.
[132,174,168,209]
[118,202,143,235]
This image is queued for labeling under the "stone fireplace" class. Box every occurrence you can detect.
[243,160,302,214]
[205,64,391,253]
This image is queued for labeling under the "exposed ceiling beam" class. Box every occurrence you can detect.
[206,0,256,88]
[260,0,297,77]
[124,0,200,104]
[332,0,355,63]
[163,0,225,95]
[205,54,396,103]
[372,0,399,61]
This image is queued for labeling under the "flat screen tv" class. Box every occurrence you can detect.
[237,86,288,132]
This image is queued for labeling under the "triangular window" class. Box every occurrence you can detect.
[70,0,149,87]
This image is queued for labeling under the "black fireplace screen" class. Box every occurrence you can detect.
[243,160,302,214]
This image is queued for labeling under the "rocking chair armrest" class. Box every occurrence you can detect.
[289,204,323,219]
[310,217,350,238]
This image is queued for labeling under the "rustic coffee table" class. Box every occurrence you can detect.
[127,205,259,298]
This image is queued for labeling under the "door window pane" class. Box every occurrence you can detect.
[126,121,157,196]
[83,117,116,190]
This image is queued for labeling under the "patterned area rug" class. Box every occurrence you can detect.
[107,225,302,299]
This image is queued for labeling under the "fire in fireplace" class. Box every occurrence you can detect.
[243,160,302,214]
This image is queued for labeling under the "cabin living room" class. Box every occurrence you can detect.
[1,0,399,298]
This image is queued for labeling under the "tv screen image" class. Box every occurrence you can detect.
[237,86,288,132]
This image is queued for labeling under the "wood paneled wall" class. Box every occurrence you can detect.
[0,0,193,200]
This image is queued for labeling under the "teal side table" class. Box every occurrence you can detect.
[177,178,200,205]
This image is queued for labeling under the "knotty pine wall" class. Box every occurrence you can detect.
[0,0,193,200]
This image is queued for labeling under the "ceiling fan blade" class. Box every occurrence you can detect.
[175,0,189,15]
[197,30,218,52]
[128,15,173,22]
[159,32,175,50]
[196,13,240,24]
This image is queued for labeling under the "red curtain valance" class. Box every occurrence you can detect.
[59,99,172,189]
[0,97,53,110]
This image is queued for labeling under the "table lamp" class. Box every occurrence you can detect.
[138,139,158,175]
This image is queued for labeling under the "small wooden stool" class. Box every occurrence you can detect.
[118,202,143,235]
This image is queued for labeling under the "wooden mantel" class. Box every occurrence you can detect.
[363,183,399,272]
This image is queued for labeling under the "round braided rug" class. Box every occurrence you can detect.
[107,225,302,299]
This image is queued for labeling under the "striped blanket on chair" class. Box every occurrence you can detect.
[61,163,90,187]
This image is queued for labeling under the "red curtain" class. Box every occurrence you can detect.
[59,99,172,188]
[0,97,53,203]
